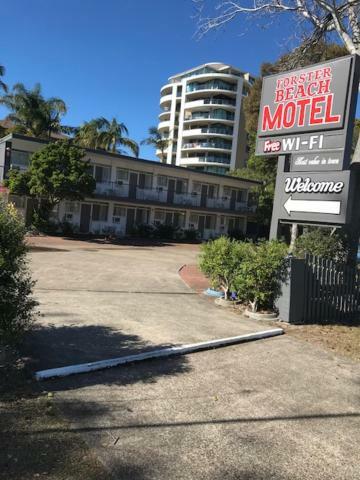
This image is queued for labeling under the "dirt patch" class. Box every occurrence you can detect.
[0,346,112,480]
[272,321,360,361]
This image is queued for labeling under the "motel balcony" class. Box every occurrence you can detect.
[94,181,255,213]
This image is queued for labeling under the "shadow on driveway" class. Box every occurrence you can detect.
[22,323,191,393]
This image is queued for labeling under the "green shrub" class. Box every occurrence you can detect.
[199,236,252,299]
[0,201,37,342]
[293,228,348,262]
[232,240,288,312]
[130,223,155,238]
[60,220,74,236]
[154,223,178,239]
[183,228,199,242]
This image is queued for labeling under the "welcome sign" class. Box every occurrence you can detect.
[256,55,360,171]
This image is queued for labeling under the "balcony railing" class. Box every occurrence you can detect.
[203,98,236,106]
[186,111,235,121]
[94,181,254,213]
[200,126,233,135]
[182,142,232,150]
[186,82,237,93]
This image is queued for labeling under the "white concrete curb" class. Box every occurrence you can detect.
[35,328,284,381]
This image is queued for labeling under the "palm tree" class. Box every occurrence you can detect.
[0,83,66,138]
[0,64,7,93]
[74,117,139,157]
[141,126,171,163]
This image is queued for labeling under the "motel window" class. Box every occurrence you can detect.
[157,175,168,188]
[223,187,231,197]
[113,205,126,217]
[192,182,202,194]
[154,209,166,224]
[138,173,152,189]
[173,212,185,227]
[94,165,111,183]
[65,202,80,214]
[135,208,149,224]
[189,214,198,224]
[116,168,129,182]
[205,216,215,230]
[11,150,31,168]
[92,203,108,222]
[236,190,246,202]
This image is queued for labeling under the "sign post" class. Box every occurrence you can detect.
[256,55,360,251]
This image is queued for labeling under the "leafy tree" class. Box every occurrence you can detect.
[195,0,360,161]
[74,117,139,156]
[199,236,252,298]
[0,83,67,139]
[293,228,349,262]
[232,240,288,312]
[0,64,7,93]
[0,201,37,341]
[141,126,171,162]
[6,141,96,222]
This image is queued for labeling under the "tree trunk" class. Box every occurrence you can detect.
[289,223,298,252]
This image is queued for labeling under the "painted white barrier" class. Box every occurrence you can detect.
[35,328,284,380]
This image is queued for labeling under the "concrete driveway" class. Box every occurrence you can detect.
[26,237,360,480]
[26,237,268,371]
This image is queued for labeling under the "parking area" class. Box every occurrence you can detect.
[25,236,360,480]
[26,236,269,371]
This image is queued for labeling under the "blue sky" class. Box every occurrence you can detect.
[0,0,346,159]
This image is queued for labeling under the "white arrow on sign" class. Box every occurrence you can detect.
[284,196,341,215]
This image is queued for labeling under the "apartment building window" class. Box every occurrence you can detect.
[94,165,111,183]
[116,168,129,182]
[92,203,108,222]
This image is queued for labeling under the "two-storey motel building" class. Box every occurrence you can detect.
[0,134,260,239]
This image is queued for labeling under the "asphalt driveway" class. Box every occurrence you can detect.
[25,237,360,480]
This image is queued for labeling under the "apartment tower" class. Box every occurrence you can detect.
[158,63,255,175]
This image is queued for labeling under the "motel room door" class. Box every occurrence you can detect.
[167,179,175,204]
[126,208,135,234]
[198,215,205,236]
[80,203,91,233]
[129,172,137,199]
[230,189,237,210]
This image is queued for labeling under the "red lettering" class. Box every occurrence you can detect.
[323,67,332,78]
[309,96,325,125]
[307,82,318,96]
[283,102,296,128]
[275,89,285,102]
[324,94,341,124]
[318,79,331,95]
[262,104,283,131]
[297,98,311,126]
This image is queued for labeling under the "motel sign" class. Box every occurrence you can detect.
[255,55,360,235]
